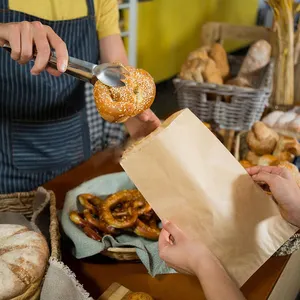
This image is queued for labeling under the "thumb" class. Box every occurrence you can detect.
[162,220,184,242]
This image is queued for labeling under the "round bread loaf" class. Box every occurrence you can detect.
[0,224,49,300]
[246,122,279,155]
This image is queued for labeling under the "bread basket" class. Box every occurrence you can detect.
[174,22,274,131]
[102,247,138,261]
[0,190,60,258]
[61,172,160,263]
[0,190,60,298]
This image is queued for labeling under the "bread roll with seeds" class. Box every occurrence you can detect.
[94,66,156,123]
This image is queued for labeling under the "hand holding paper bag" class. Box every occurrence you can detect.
[121,109,298,286]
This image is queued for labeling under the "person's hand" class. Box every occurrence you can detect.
[124,109,161,141]
[247,166,300,227]
[0,21,68,76]
[159,220,213,275]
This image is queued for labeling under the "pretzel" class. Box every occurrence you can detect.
[134,219,161,240]
[83,209,119,235]
[134,215,161,240]
[69,211,102,241]
[133,198,152,215]
[82,226,102,241]
[69,211,89,227]
[101,190,139,228]
[77,194,100,214]
[70,190,161,241]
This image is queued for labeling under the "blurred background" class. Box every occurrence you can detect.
[119,0,265,119]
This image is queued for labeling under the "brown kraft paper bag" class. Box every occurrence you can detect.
[120,109,298,286]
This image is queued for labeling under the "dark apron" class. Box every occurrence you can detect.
[0,0,99,193]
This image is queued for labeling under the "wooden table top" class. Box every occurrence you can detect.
[44,149,290,300]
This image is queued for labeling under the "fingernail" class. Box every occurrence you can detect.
[31,70,38,76]
[59,62,67,73]
[162,219,169,225]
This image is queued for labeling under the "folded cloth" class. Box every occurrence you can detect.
[60,172,175,277]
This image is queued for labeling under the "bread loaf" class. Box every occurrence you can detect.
[262,110,300,134]
[238,40,272,85]
[209,43,230,80]
[0,224,49,300]
[225,77,252,88]
[288,115,300,133]
[202,58,223,85]
[246,122,279,155]
[257,154,279,166]
[245,151,260,165]
[239,160,254,168]
[179,58,205,83]
[275,111,298,128]
[262,111,285,127]
[187,46,210,61]
[271,161,300,187]
[273,136,299,157]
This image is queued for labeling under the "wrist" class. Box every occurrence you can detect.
[189,245,216,275]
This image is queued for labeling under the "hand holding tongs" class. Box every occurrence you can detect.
[1,43,127,87]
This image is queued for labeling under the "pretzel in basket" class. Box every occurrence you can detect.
[69,189,161,242]
[69,211,103,241]
[101,190,140,228]
[134,215,161,240]
[77,194,101,214]
[83,209,119,235]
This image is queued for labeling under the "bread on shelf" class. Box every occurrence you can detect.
[239,122,300,187]
[262,109,300,135]
[246,122,279,155]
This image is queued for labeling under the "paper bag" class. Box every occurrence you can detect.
[121,109,298,286]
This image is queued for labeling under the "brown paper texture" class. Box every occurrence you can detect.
[121,109,298,286]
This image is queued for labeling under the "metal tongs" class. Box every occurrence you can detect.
[1,43,127,87]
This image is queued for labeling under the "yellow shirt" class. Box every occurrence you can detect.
[8,0,120,39]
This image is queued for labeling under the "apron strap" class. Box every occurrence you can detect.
[1,0,9,10]
[86,0,95,17]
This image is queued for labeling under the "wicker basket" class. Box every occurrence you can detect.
[0,190,60,258]
[174,22,274,131]
[103,247,139,261]
[0,190,61,297]
[174,57,274,131]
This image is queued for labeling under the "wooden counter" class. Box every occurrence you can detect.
[44,149,291,300]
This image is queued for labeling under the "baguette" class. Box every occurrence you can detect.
[238,40,272,85]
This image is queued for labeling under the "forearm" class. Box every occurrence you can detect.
[99,34,128,65]
[195,252,246,300]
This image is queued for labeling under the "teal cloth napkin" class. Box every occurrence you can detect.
[60,172,175,276]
